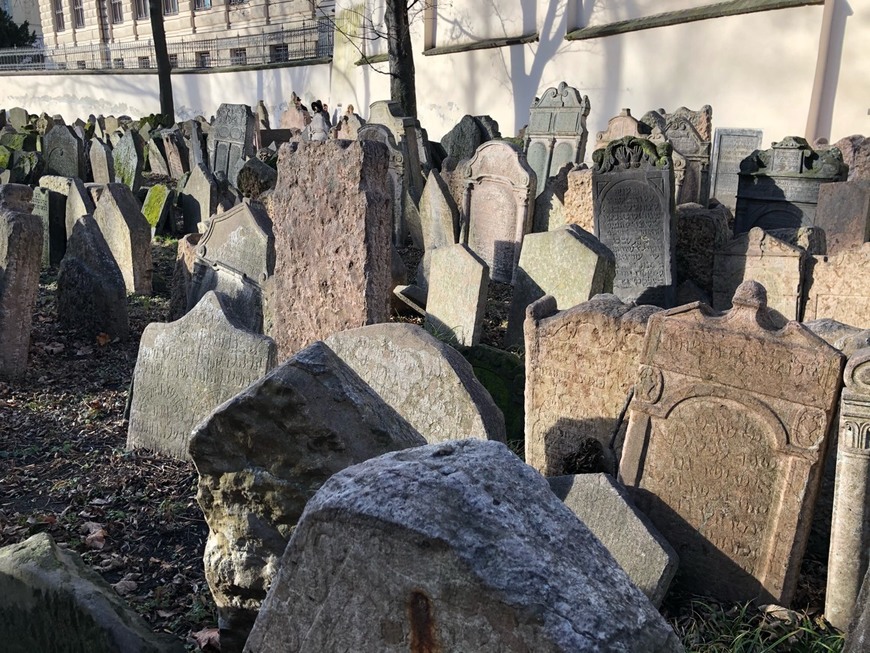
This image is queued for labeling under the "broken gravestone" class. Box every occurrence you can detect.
[93,183,153,295]
[424,243,489,347]
[112,130,144,194]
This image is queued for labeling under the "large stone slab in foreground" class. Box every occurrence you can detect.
[0,532,184,652]
[326,323,505,444]
[189,341,426,648]
[245,440,683,653]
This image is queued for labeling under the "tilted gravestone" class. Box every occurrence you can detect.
[141,183,174,234]
[245,440,684,653]
[189,341,426,649]
[127,291,276,461]
[264,140,392,359]
[525,294,662,477]
[57,216,129,340]
[641,106,712,207]
[814,180,870,255]
[147,136,170,176]
[208,103,256,183]
[179,163,217,233]
[549,473,678,607]
[804,244,870,329]
[712,227,805,321]
[419,168,458,252]
[619,280,843,604]
[43,125,84,179]
[188,199,273,333]
[505,224,615,347]
[532,162,571,233]
[368,99,429,202]
[461,141,536,284]
[112,130,144,194]
[709,128,763,212]
[325,323,506,444]
[735,136,848,234]
[162,128,189,180]
[565,165,595,232]
[88,137,115,184]
[424,243,488,348]
[592,136,676,307]
[524,81,590,196]
[0,209,42,379]
[92,183,152,295]
[358,123,406,246]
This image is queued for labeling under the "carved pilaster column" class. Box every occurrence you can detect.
[827,348,870,630]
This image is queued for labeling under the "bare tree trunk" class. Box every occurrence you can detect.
[384,0,416,119]
[149,0,174,124]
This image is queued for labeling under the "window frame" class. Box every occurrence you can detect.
[53,0,65,31]
[134,0,148,20]
[72,0,84,28]
[162,0,179,16]
[110,0,123,24]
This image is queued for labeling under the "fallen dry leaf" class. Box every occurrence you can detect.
[96,333,111,346]
[113,579,138,596]
[191,627,221,651]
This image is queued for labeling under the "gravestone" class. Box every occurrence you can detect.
[57,216,129,340]
[179,163,217,233]
[814,181,870,255]
[565,165,594,232]
[424,243,488,347]
[368,99,429,201]
[440,115,492,163]
[30,187,65,267]
[804,244,870,328]
[0,183,32,213]
[265,140,392,358]
[7,107,27,130]
[162,129,189,180]
[112,130,144,194]
[236,157,278,199]
[592,136,676,307]
[619,280,843,604]
[186,119,208,171]
[712,227,805,321]
[734,136,848,234]
[141,183,173,234]
[594,108,651,150]
[0,209,42,379]
[170,233,201,319]
[189,341,426,648]
[208,103,256,182]
[641,106,712,206]
[245,440,684,653]
[43,125,84,179]
[826,348,870,630]
[88,137,114,184]
[709,128,763,212]
[147,137,169,176]
[505,225,615,347]
[549,473,678,607]
[532,163,571,233]
[419,169,458,251]
[93,183,153,295]
[358,123,406,246]
[461,140,536,284]
[675,202,731,296]
[524,81,590,196]
[128,291,276,460]
[525,294,661,476]
[325,323,506,443]
[833,134,870,182]
[188,199,273,333]
[255,100,269,130]
[38,175,95,239]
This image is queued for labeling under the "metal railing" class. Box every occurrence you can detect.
[0,18,333,72]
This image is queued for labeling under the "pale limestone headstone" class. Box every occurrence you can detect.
[368,99,429,201]
[171,233,201,320]
[419,169,458,251]
[179,163,217,233]
[325,323,506,444]
[532,162,571,233]
[112,130,144,194]
[827,348,870,630]
[549,473,678,607]
[425,243,488,347]
[358,123,406,246]
[39,175,95,239]
[43,125,84,179]
[505,225,615,347]
[619,280,843,604]
[245,440,684,653]
[592,136,676,307]
[57,215,129,340]
[93,183,153,295]
[804,244,870,328]
[709,128,764,212]
[128,291,276,461]
[265,140,392,359]
[7,107,28,130]
[189,341,426,647]
[29,186,65,267]
[524,81,590,196]
[0,209,42,379]
[594,108,649,150]
[461,141,536,284]
[147,137,170,176]
[525,294,661,476]
[208,103,256,182]
[88,137,115,184]
[565,165,594,232]
[712,227,804,321]
[814,181,870,255]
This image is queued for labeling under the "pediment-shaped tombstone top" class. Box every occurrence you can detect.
[368,100,416,140]
[196,198,274,283]
[643,108,710,160]
[527,81,591,136]
[465,140,534,188]
[593,136,672,173]
[358,124,403,162]
[595,109,654,150]
[717,226,804,258]
[741,136,848,179]
[208,103,256,178]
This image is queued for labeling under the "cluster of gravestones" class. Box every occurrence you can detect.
[3,82,870,652]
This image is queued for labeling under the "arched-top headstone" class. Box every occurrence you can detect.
[208,103,256,181]
[359,123,406,246]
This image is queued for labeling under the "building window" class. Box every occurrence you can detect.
[73,0,84,27]
[229,0,247,5]
[110,0,123,23]
[138,56,150,68]
[270,43,289,63]
[76,60,86,69]
[113,57,125,69]
[134,0,148,19]
[162,0,178,15]
[196,51,211,68]
[194,0,211,9]
[230,48,246,65]
[168,53,178,68]
[53,0,65,31]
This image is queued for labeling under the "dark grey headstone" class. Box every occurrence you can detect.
[31,186,66,267]
[814,180,870,255]
[112,130,144,194]
[208,103,256,180]
[709,128,763,212]
[43,125,84,179]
